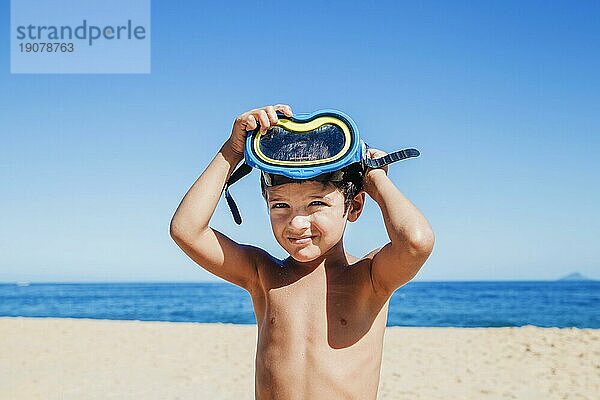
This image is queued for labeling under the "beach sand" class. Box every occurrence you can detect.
[0,318,598,399]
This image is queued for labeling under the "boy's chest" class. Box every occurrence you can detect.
[254,264,388,349]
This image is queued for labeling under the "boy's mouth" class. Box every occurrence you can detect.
[288,235,316,245]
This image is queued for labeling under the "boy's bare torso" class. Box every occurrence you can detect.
[169,106,434,399]
[250,251,390,400]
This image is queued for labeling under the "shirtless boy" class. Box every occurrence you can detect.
[170,104,435,399]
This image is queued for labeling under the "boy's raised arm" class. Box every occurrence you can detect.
[363,149,435,296]
[169,104,293,292]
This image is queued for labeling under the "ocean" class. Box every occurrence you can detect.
[0,281,598,328]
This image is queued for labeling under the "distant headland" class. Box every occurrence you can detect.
[557,273,594,281]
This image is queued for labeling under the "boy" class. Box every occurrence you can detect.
[170,104,435,399]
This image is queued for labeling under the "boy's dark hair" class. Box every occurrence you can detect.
[260,167,363,213]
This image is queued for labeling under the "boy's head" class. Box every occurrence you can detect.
[260,168,365,263]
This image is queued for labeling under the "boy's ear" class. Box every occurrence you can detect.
[347,192,365,222]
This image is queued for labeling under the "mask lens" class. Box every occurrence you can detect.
[258,123,346,163]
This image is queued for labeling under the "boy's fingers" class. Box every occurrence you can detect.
[238,104,291,134]
[265,106,279,125]
[368,148,387,158]
[274,104,293,117]
[366,148,390,173]
[243,114,258,131]
[255,110,271,132]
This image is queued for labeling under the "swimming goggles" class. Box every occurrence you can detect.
[224,109,420,224]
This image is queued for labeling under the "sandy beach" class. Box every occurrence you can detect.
[0,318,597,399]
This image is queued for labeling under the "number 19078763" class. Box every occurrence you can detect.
[19,43,74,52]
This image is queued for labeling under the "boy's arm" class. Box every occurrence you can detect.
[169,105,292,292]
[364,150,435,296]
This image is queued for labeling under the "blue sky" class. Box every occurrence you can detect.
[1,0,598,282]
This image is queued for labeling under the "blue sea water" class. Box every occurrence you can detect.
[0,281,598,328]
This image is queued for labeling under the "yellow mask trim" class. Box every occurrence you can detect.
[252,116,352,166]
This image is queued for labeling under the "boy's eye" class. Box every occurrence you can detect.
[309,201,327,207]
[271,203,289,209]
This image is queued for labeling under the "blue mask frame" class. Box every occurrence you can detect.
[245,109,366,180]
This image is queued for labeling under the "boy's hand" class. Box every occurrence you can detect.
[227,104,293,157]
[363,148,389,197]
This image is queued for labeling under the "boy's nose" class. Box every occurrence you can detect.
[289,214,311,230]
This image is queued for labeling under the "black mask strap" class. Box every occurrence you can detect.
[364,148,420,169]
[223,163,253,225]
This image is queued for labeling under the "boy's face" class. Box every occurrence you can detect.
[265,181,364,262]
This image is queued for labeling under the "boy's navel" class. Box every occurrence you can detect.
[340,318,347,326]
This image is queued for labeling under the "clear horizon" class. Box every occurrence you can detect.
[1,1,599,282]
[0,272,595,284]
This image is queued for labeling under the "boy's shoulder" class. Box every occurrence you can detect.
[248,245,281,266]
[242,245,283,275]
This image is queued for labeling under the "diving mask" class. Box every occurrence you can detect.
[224,109,420,224]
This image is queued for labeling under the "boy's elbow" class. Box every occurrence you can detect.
[169,218,209,244]
[169,219,185,243]
[407,227,435,255]
[169,218,191,242]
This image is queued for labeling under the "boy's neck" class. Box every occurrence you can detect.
[284,240,354,274]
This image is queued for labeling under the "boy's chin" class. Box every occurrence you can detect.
[287,248,322,263]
